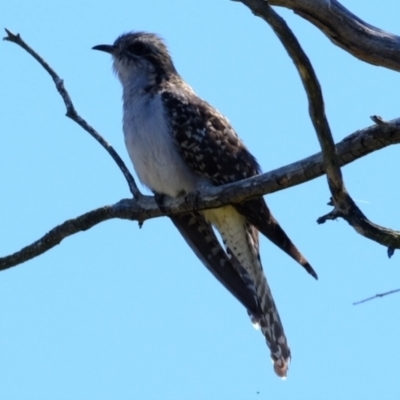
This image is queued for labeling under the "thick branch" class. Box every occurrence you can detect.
[224,116,400,200]
[1,119,400,272]
[238,0,400,72]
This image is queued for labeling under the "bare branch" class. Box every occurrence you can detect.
[353,288,400,305]
[1,117,400,272]
[247,3,345,192]
[219,116,400,200]
[3,28,142,200]
[0,206,116,271]
[0,200,164,272]
[236,0,400,72]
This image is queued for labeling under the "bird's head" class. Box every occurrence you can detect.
[93,32,177,89]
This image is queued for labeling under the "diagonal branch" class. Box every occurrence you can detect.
[3,28,142,200]
[248,3,346,195]
[0,206,117,271]
[215,116,400,201]
[1,118,400,272]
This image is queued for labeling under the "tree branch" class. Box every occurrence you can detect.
[237,2,400,254]
[0,206,116,271]
[3,29,142,200]
[236,0,400,72]
[1,117,400,272]
[221,115,400,199]
[248,3,346,193]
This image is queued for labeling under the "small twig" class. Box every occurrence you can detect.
[316,210,342,223]
[353,288,400,305]
[371,115,387,126]
[3,28,142,200]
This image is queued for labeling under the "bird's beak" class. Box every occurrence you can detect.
[92,44,115,54]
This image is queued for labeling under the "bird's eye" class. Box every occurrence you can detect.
[128,42,148,56]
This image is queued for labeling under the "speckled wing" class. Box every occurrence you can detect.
[162,90,260,185]
[162,90,317,279]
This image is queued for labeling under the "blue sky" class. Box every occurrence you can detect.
[1,1,400,399]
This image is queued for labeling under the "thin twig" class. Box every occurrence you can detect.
[3,28,142,200]
[353,288,400,305]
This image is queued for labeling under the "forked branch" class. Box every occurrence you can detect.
[237,3,400,253]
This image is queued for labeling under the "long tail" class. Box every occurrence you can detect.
[236,198,318,280]
[219,216,291,377]
[230,244,291,377]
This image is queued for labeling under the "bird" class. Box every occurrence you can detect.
[93,32,317,378]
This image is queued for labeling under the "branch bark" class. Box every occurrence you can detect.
[237,0,400,72]
[3,29,142,200]
[2,22,400,272]
[1,118,400,272]
[237,2,400,258]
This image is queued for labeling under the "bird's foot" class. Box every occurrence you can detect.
[184,191,201,212]
[154,193,168,214]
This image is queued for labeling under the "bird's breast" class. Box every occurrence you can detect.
[123,94,198,197]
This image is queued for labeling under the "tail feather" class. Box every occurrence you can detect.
[235,198,318,280]
[219,215,291,377]
[251,265,291,378]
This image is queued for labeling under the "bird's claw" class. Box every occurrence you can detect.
[185,191,201,212]
[154,193,168,214]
